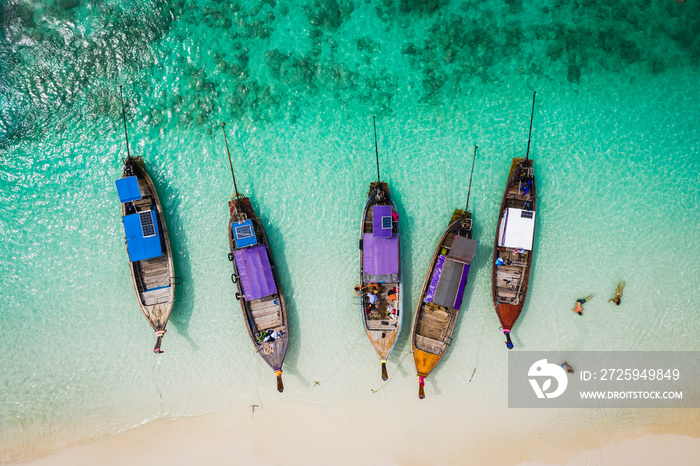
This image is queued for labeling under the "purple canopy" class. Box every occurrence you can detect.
[363,233,399,276]
[234,243,277,301]
[424,254,445,303]
[452,264,469,310]
[372,205,393,238]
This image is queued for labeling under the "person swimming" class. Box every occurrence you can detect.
[608,281,625,306]
[561,362,574,374]
[572,294,594,315]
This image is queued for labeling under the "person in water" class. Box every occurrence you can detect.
[608,281,625,306]
[561,362,574,374]
[572,294,594,315]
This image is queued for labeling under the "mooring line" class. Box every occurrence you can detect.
[152,354,163,400]
[371,351,412,394]
[313,334,364,387]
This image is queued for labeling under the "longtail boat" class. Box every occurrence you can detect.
[357,117,402,381]
[411,146,479,399]
[492,92,538,349]
[223,123,288,392]
[115,86,175,353]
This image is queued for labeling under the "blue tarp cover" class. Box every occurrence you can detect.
[123,210,163,262]
[233,219,258,248]
[234,243,277,301]
[116,176,142,203]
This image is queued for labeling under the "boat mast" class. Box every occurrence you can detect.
[525,91,536,161]
[465,144,478,212]
[222,123,240,197]
[372,116,380,182]
[119,85,132,160]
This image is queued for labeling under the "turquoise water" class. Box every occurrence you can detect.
[1,0,699,462]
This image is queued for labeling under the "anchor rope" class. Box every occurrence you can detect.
[250,358,264,419]
[469,309,488,383]
[371,351,412,394]
[313,333,364,387]
[152,354,163,400]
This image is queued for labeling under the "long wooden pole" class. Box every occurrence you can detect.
[372,116,380,182]
[465,144,478,212]
[119,85,131,159]
[525,91,536,161]
[222,123,239,196]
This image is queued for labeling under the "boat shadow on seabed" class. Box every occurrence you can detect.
[261,213,308,387]
[159,182,195,351]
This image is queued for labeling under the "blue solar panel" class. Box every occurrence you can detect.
[382,216,392,230]
[372,205,392,238]
[123,211,162,262]
[140,211,156,237]
[233,219,257,248]
[235,224,253,239]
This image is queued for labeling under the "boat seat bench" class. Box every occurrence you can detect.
[142,287,171,306]
[366,319,398,331]
[415,334,445,355]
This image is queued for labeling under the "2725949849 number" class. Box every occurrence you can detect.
[599,368,680,381]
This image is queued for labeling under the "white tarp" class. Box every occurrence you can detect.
[498,208,535,250]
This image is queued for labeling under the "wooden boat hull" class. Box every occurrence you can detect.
[228,196,288,391]
[359,182,402,380]
[411,209,475,398]
[494,303,521,330]
[491,157,536,348]
[120,157,175,352]
[413,348,443,378]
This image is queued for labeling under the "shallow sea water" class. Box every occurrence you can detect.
[1,0,699,463]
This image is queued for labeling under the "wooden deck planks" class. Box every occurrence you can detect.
[142,287,171,306]
[366,319,399,331]
[496,264,525,303]
[139,256,171,290]
[250,297,282,330]
[415,303,451,341]
[442,233,455,249]
[415,334,445,355]
[137,178,153,199]
[366,328,400,359]
[256,314,282,330]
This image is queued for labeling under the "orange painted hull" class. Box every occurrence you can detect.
[413,347,444,378]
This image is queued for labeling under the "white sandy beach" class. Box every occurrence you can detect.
[20,398,700,466]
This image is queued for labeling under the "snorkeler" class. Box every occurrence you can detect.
[608,281,625,306]
[572,295,594,315]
